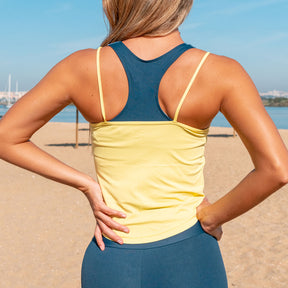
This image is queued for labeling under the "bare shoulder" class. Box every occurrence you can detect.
[206,52,240,67]
[44,48,99,99]
[204,53,263,132]
[189,50,258,104]
[64,46,121,76]
[182,48,253,103]
[184,48,247,82]
[205,52,253,92]
[57,48,98,76]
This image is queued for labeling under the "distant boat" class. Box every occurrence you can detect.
[5,74,12,109]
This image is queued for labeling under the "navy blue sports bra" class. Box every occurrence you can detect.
[108,41,194,121]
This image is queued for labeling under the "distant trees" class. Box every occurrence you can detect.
[261,97,288,107]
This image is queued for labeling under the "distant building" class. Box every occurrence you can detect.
[260,90,288,98]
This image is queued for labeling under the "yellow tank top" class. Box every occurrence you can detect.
[90,47,210,243]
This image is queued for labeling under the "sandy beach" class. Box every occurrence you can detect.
[0,122,287,288]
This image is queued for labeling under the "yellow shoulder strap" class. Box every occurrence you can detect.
[97,47,107,122]
[173,51,210,122]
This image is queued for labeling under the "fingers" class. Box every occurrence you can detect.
[88,194,127,220]
[100,204,127,219]
[92,202,129,246]
[94,224,105,251]
[198,214,223,241]
[94,219,126,250]
[92,201,129,234]
[196,197,223,240]
[212,226,223,241]
[97,220,126,245]
[202,224,223,241]
[94,218,128,250]
[98,212,129,233]
[84,183,130,247]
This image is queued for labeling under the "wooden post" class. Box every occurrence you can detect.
[75,108,79,149]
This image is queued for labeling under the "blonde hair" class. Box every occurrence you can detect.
[101,0,194,46]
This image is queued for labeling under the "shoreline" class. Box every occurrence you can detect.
[2,104,288,130]
[48,121,288,131]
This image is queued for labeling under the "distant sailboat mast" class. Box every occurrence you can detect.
[16,80,18,96]
[6,74,12,108]
[8,74,11,107]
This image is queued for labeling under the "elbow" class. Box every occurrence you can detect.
[279,168,288,186]
[0,128,10,158]
[0,129,5,149]
[0,142,6,160]
[259,158,288,188]
[272,163,288,187]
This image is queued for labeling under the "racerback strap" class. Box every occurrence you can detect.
[96,46,210,123]
[173,51,210,122]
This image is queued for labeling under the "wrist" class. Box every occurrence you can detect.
[77,175,98,195]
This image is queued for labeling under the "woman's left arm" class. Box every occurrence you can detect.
[197,56,288,239]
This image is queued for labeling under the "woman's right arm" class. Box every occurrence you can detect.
[197,56,288,238]
[0,50,129,250]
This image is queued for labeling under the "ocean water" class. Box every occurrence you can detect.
[1,105,288,129]
[211,107,288,130]
[0,105,87,123]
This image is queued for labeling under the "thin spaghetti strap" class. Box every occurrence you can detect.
[97,47,107,122]
[173,52,210,122]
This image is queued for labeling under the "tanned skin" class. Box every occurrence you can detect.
[0,30,288,250]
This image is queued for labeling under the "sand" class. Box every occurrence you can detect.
[0,122,287,288]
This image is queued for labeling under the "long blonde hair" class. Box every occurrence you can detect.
[101,0,194,46]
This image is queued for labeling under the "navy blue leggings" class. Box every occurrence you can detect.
[81,222,227,288]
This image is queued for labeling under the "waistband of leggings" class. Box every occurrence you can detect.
[98,221,205,250]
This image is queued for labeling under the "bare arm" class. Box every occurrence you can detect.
[197,58,288,238]
[0,50,128,250]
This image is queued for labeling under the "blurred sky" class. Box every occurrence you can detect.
[0,0,287,92]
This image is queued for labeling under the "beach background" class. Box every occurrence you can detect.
[1,0,288,286]
[0,121,287,288]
